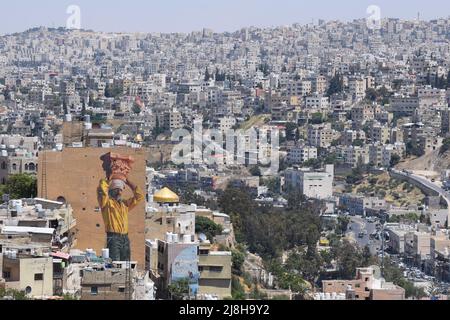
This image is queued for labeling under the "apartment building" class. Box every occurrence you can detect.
[287,146,318,164]
[198,244,232,300]
[322,267,405,300]
[308,124,340,148]
[284,165,334,200]
[340,145,370,168]
[339,194,387,216]
[2,253,53,298]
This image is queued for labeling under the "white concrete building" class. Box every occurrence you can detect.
[284,165,334,200]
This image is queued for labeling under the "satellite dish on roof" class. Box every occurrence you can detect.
[198,233,207,242]
[370,265,382,279]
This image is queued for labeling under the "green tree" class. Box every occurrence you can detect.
[286,248,323,291]
[204,68,211,81]
[352,139,365,147]
[311,112,324,125]
[132,103,142,115]
[3,174,37,199]
[218,186,254,242]
[346,168,364,185]
[0,288,29,300]
[195,216,223,242]
[383,258,426,299]
[168,278,190,300]
[249,166,262,177]
[285,122,298,141]
[332,240,365,279]
[304,158,322,170]
[327,73,344,97]
[440,138,450,155]
[263,177,281,195]
[231,276,246,300]
[336,216,350,235]
[365,88,379,101]
[275,269,309,296]
[390,154,401,167]
[232,249,246,276]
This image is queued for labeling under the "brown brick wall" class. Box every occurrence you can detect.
[38,147,147,268]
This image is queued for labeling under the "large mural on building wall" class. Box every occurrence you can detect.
[97,152,145,262]
[171,245,200,295]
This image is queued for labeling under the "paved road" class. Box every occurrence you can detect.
[346,216,381,255]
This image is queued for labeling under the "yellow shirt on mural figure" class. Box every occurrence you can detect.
[97,179,145,235]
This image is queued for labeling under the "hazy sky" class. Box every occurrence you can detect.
[1,0,449,35]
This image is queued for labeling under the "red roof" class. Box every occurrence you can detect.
[51,252,71,260]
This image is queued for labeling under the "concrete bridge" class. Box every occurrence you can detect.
[389,169,449,226]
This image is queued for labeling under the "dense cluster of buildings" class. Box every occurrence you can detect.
[2,16,450,300]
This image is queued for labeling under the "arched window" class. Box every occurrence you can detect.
[28,163,36,171]
[57,196,66,204]
[12,163,17,171]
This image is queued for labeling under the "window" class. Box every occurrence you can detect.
[91,287,98,295]
[355,284,360,288]
[118,287,125,293]
[3,271,11,279]
[198,266,204,272]
[34,273,44,281]
[210,266,223,273]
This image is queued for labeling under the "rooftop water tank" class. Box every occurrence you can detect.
[172,233,179,243]
[165,232,172,243]
[10,200,23,208]
[183,235,192,244]
[1,150,7,157]
[102,248,110,260]
[38,210,46,219]
[15,204,22,214]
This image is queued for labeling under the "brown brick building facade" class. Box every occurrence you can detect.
[38,147,146,268]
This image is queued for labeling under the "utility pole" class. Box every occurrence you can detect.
[380,211,387,278]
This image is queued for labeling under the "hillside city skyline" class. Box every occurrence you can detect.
[2,4,450,304]
[1,0,450,35]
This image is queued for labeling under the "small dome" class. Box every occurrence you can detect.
[153,187,180,203]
